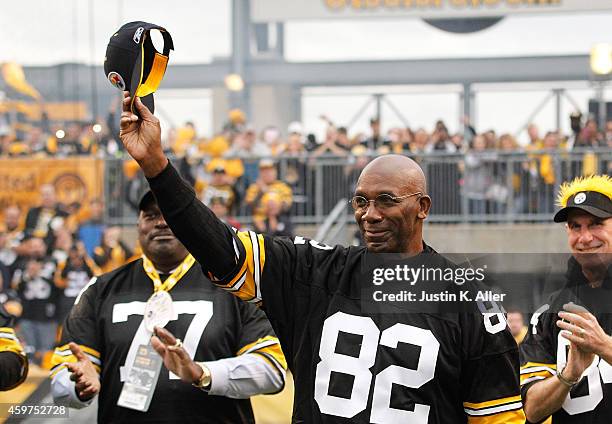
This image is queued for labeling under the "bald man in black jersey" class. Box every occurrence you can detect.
[119,93,525,424]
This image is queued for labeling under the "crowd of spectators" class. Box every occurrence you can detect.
[0,186,136,367]
[0,103,610,367]
[1,103,611,226]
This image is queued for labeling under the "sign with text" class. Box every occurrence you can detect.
[0,157,104,218]
[252,0,612,22]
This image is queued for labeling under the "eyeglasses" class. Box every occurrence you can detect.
[350,192,422,211]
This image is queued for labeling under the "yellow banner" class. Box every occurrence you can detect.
[0,157,104,217]
[0,101,88,121]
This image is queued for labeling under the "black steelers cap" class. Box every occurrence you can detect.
[554,191,612,222]
[138,190,157,211]
[104,21,174,115]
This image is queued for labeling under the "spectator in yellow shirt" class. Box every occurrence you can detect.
[92,227,133,273]
[198,162,236,211]
[245,160,292,221]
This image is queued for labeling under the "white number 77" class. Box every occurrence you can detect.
[112,300,213,381]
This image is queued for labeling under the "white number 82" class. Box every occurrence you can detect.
[314,312,440,423]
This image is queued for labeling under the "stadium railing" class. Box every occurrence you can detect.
[102,148,612,226]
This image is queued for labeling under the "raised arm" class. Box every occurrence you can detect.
[119,93,236,279]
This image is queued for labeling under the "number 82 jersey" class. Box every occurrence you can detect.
[212,232,525,424]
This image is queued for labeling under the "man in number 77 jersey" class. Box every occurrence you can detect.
[49,191,286,423]
[120,93,525,423]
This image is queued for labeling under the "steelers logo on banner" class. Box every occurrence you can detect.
[53,173,88,206]
[107,71,126,90]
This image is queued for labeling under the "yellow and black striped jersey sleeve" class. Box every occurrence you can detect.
[0,326,28,390]
[0,327,25,357]
[519,303,557,395]
[50,343,102,379]
[0,304,25,358]
[235,297,287,391]
[214,229,266,306]
[463,395,525,423]
[237,336,286,391]
[459,307,526,423]
[50,277,102,379]
[0,304,28,390]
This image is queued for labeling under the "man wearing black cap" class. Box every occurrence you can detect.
[50,191,286,423]
[520,175,612,423]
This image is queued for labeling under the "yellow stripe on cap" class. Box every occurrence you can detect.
[135,53,169,98]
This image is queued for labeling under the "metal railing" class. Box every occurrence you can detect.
[103,148,612,226]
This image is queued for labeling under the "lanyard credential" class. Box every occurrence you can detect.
[142,254,196,292]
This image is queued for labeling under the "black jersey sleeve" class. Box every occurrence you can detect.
[50,277,102,379]
[235,301,287,386]
[519,302,557,400]
[147,162,237,279]
[212,231,351,365]
[460,304,526,423]
[0,304,27,390]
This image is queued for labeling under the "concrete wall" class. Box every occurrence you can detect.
[422,223,569,254]
[293,223,570,254]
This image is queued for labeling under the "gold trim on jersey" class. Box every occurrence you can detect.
[0,327,25,356]
[142,254,196,292]
[218,231,266,304]
[520,362,556,386]
[237,335,287,375]
[0,328,28,390]
[464,395,524,421]
[466,409,526,423]
[49,343,101,378]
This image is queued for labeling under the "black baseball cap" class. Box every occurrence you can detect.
[138,190,157,211]
[104,21,174,115]
[553,190,612,222]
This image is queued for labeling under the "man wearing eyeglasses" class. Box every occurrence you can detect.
[119,94,524,423]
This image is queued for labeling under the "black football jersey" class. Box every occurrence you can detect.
[520,260,612,424]
[13,269,59,321]
[0,302,27,390]
[210,230,525,424]
[50,257,285,424]
[0,302,26,356]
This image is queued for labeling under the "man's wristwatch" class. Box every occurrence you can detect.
[192,362,212,391]
[556,365,580,388]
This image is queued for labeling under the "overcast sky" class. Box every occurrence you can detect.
[1,1,611,139]
[1,0,611,64]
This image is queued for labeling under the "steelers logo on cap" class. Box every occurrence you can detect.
[574,192,586,204]
[107,71,126,91]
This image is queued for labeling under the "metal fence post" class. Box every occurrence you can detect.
[315,161,324,225]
